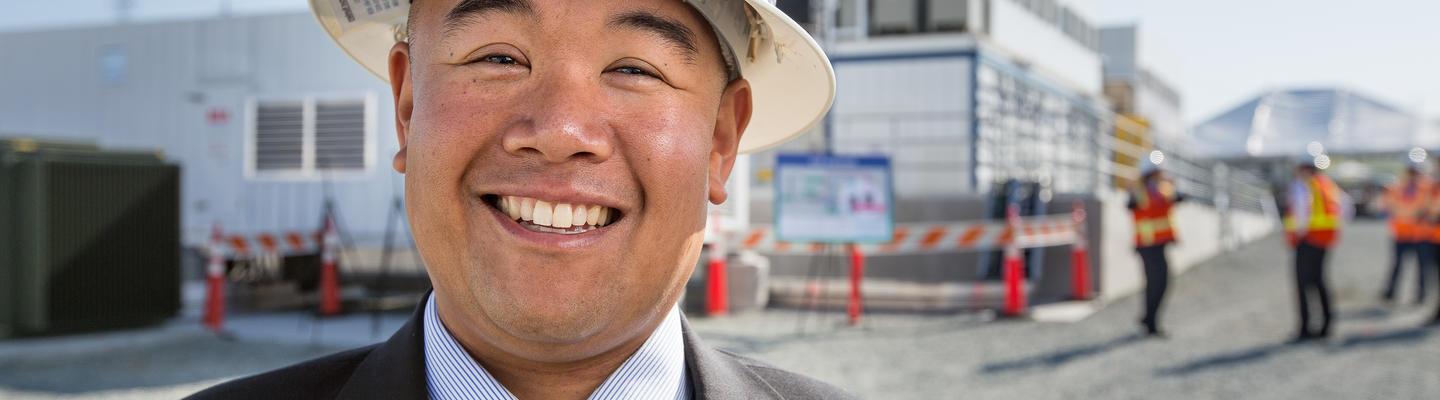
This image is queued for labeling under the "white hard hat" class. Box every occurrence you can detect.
[307,0,836,154]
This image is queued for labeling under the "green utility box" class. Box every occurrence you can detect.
[0,138,181,338]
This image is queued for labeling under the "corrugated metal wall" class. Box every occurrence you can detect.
[0,13,404,246]
[831,55,975,197]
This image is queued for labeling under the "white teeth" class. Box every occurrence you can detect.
[533,200,553,226]
[573,205,587,227]
[586,205,601,226]
[520,198,535,221]
[504,196,521,220]
[496,195,617,231]
[553,203,573,228]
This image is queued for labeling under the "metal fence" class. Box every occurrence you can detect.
[823,107,1278,220]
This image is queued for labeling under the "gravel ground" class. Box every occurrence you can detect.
[2,221,1436,399]
[688,221,1440,399]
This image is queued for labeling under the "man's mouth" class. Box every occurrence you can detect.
[484,195,622,235]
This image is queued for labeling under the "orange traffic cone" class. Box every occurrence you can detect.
[1070,200,1092,300]
[203,223,226,332]
[319,215,342,316]
[705,245,728,317]
[1002,204,1027,317]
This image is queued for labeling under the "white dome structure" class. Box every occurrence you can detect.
[1192,88,1421,159]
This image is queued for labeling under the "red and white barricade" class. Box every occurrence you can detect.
[734,217,1078,255]
[216,231,323,284]
[725,202,1093,319]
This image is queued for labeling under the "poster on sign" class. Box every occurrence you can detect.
[774,153,894,244]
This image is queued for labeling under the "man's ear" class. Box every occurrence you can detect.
[389,41,414,174]
[709,79,753,205]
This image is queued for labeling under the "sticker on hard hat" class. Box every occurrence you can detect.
[338,0,404,23]
[316,0,408,36]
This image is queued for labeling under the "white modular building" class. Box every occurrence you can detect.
[757,0,1110,198]
[0,13,405,247]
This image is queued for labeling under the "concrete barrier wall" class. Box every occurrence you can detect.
[1096,188,1277,302]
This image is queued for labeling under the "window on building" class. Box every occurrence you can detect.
[777,0,812,26]
[871,0,920,35]
[928,0,968,32]
[867,0,972,36]
[247,95,374,179]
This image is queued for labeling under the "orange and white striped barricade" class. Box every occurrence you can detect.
[732,210,1086,317]
[220,231,322,284]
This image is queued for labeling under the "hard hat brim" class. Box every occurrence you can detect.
[307,0,835,154]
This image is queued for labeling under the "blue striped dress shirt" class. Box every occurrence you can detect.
[422,294,691,400]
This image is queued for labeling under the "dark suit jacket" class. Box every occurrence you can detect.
[188,299,854,399]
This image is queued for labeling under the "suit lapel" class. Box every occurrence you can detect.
[681,315,783,400]
[333,295,431,400]
[328,299,770,399]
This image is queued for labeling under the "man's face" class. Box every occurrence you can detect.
[389,0,751,361]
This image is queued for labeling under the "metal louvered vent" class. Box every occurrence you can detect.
[254,103,304,172]
[248,96,372,178]
[315,101,367,171]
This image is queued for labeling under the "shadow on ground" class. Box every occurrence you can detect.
[1153,326,1437,377]
[1334,326,1434,350]
[1153,341,1301,377]
[978,333,1144,374]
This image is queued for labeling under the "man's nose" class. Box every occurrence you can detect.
[501,72,615,164]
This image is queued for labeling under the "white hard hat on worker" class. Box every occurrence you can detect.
[308,0,836,153]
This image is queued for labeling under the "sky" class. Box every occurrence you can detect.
[3,0,1438,124]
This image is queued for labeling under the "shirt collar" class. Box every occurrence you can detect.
[422,294,691,400]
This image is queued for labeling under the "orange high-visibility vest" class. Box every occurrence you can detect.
[1384,178,1429,242]
[1284,175,1343,248]
[1425,182,1440,244]
[1132,184,1177,247]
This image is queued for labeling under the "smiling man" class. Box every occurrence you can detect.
[189,0,839,399]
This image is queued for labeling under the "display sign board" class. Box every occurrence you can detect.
[774,153,894,243]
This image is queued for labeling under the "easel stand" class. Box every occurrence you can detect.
[796,243,867,333]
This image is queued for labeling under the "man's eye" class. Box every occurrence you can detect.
[613,66,654,77]
[479,55,517,65]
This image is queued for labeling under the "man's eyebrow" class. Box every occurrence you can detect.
[442,0,536,37]
[607,11,700,62]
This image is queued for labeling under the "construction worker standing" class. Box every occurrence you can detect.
[1284,162,1351,342]
[1381,165,1431,304]
[1128,167,1182,337]
[1428,157,1440,326]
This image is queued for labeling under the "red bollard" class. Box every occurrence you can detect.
[319,216,342,316]
[1002,245,1026,316]
[203,224,226,332]
[848,243,865,326]
[1071,247,1090,300]
[705,245,728,317]
[1071,200,1092,300]
[1002,204,1027,317]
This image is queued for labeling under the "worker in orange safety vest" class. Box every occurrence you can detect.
[1381,165,1432,304]
[1428,157,1440,326]
[1128,166,1183,337]
[1284,162,1351,342]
